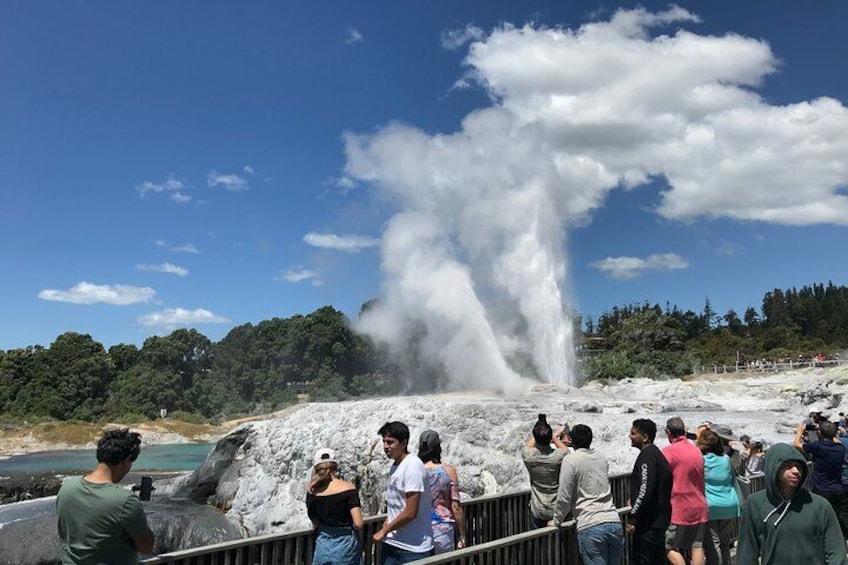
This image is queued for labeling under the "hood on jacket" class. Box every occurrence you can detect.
[764,443,808,505]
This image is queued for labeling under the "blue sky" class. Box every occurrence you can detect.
[2,1,847,352]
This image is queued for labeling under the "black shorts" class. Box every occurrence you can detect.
[665,523,705,552]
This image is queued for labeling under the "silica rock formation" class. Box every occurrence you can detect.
[185,367,848,536]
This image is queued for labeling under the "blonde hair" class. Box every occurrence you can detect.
[309,461,338,494]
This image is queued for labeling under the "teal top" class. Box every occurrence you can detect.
[703,453,740,520]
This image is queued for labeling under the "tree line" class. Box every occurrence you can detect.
[582,281,848,381]
[0,306,397,423]
[1,282,847,423]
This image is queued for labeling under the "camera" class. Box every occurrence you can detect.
[805,423,820,432]
[538,413,547,425]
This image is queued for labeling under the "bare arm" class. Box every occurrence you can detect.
[350,506,364,531]
[374,492,422,541]
[131,529,155,555]
[794,423,806,451]
[445,465,467,547]
[552,428,569,450]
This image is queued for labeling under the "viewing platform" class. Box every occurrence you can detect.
[140,471,766,565]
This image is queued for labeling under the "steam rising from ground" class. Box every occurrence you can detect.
[345,7,848,392]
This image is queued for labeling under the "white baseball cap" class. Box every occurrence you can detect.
[312,448,336,467]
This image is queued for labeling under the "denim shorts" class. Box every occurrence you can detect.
[313,526,362,565]
[431,521,455,554]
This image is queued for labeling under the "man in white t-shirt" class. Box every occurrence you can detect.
[374,421,433,564]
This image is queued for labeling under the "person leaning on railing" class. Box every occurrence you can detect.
[553,424,624,565]
[417,430,467,553]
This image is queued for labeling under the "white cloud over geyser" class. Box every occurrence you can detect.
[591,253,689,280]
[303,232,379,253]
[343,7,848,391]
[138,308,229,327]
[39,282,156,305]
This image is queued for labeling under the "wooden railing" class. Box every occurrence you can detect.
[141,471,763,565]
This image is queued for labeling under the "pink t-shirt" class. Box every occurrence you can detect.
[662,437,708,525]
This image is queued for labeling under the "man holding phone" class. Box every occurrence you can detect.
[56,429,155,564]
[521,414,570,528]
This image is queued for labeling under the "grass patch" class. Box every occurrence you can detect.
[32,422,102,445]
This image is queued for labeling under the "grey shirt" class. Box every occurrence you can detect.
[521,444,567,521]
[554,448,621,531]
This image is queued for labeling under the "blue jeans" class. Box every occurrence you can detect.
[577,521,625,565]
[313,526,362,565]
[380,543,432,565]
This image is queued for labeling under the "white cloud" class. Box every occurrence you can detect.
[590,253,689,280]
[345,28,364,44]
[137,308,230,327]
[716,241,743,256]
[274,268,323,286]
[156,240,200,254]
[38,282,156,305]
[136,263,189,277]
[137,175,191,202]
[172,243,199,254]
[342,6,848,389]
[303,232,379,253]
[441,24,485,50]
[207,171,249,191]
[243,165,255,174]
[329,175,357,193]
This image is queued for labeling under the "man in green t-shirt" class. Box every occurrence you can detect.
[56,429,155,564]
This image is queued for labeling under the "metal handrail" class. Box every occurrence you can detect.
[141,468,761,565]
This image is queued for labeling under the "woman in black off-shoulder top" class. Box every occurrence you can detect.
[306,448,364,565]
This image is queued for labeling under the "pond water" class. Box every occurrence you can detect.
[0,443,212,475]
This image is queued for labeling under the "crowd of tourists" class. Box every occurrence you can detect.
[49,409,848,564]
[521,410,848,565]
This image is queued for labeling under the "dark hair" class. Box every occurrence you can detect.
[418,443,442,464]
[570,424,593,449]
[632,419,657,443]
[532,420,553,446]
[96,429,141,466]
[820,421,837,439]
[378,421,410,444]
[696,429,724,456]
[665,417,686,438]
